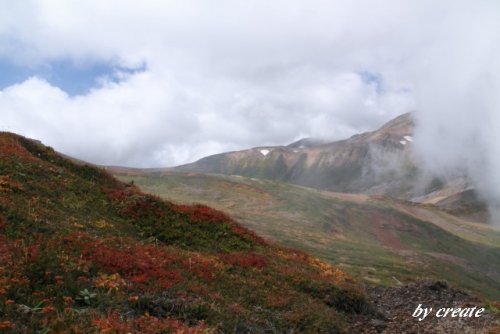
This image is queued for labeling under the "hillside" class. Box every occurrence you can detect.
[112,170,500,301]
[175,113,417,195]
[0,132,372,333]
[173,113,487,221]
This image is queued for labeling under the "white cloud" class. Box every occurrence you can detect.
[409,0,500,223]
[1,73,201,166]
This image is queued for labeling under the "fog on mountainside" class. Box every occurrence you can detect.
[410,10,500,225]
[174,112,497,225]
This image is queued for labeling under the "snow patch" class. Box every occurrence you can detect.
[404,135,413,142]
[400,140,407,145]
[260,149,270,156]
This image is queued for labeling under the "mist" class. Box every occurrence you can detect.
[411,0,500,224]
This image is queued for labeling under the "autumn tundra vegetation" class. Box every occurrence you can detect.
[0,132,369,333]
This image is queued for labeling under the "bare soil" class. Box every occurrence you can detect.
[349,281,500,333]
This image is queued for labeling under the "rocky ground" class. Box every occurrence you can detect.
[349,281,500,333]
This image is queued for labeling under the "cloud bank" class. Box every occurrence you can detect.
[1,0,423,166]
[410,0,500,223]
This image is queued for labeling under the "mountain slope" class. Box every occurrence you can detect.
[112,170,500,301]
[0,132,370,333]
[174,113,488,222]
[175,113,417,195]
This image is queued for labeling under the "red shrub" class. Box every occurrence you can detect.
[181,257,217,281]
[0,215,6,230]
[0,136,38,162]
[82,239,182,290]
[105,188,129,202]
[170,204,267,245]
[62,232,93,245]
[170,204,231,224]
[221,252,267,269]
[105,181,144,201]
[120,195,167,220]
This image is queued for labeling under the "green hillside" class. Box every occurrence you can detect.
[0,132,370,333]
[113,171,500,301]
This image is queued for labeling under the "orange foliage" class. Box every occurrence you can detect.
[0,320,13,330]
[0,136,38,162]
[41,305,56,314]
[266,295,290,309]
[94,273,128,292]
[308,257,354,285]
[275,248,310,263]
[0,176,23,192]
[93,311,211,334]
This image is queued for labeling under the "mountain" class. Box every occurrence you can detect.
[0,132,371,333]
[112,170,500,301]
[174,113,488,222]
[175,113,416,195]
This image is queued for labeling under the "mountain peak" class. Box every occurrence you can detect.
[287,137,325,148]
[175,112,418,195]
[379,112,414,130]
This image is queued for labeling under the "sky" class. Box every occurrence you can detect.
[0,0,499,174]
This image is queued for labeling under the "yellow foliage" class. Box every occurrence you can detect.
[94,273,127,292]
[308,257,352,284]
[94,219,113,229]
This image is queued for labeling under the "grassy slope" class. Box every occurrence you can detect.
[114,171,500,301]
[0,133,369,333]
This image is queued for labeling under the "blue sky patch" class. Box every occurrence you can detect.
[0,59,145,96]
[358,71,383,93]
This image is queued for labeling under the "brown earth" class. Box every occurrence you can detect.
[350,281,500,334]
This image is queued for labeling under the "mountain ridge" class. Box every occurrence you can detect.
[171,113,488,222]
[173,112,419,195]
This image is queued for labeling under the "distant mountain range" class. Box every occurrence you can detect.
[173,113,487,222]
[176,113,417,194]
